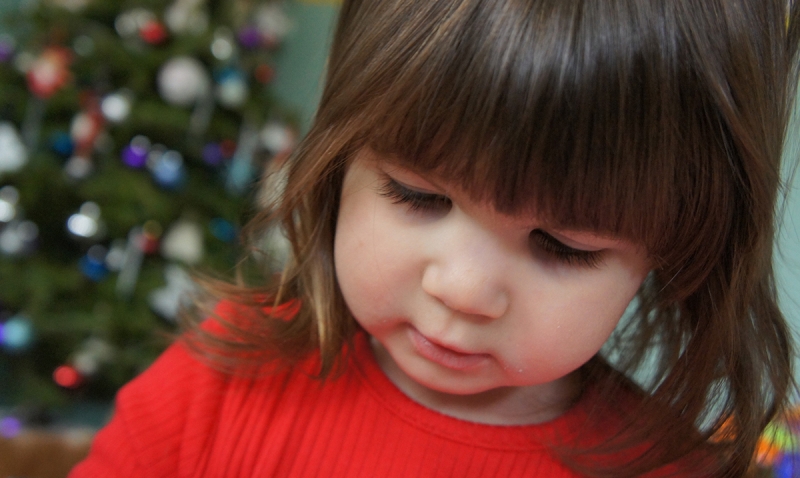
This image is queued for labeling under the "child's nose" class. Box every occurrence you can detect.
[420,234,510,320]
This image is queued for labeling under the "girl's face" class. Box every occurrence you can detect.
[334,149,651,422]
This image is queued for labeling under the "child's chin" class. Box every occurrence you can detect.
[405,368,502,397]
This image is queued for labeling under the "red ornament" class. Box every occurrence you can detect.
[140,235,160,254]
[26,47,72,99]
[53,364,84,389]
[138,220,163,255]
[139,20,168,45]
[220,139,237,159]
[254,64,275,84]
[71,96,105,156]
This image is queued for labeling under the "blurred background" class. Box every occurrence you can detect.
[0,0,798,476]
[0,0,338,475]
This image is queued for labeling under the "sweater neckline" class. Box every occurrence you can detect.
[348,331,596,451]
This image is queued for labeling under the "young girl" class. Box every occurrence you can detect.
[71,0,800,476]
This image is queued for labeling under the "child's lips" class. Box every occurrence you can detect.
[407,327,490,371]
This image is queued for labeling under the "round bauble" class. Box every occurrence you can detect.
[254,4,293,46]
[64,155,94,181]
[149,150,186,189]
[161,219,204,265]
[101,90,133,123]
[157,56,211,107]
[121,135,151,168]
[53,364,84,389]
[26,47,72,99]
[79,244,110,281]
[0,220,38,257]
[215,68,248,108]
[260,122,295,155]
[67,202,105,241]
[211,28,236,61]
[164,0,208,35]
[0,186,19,223]
[0,315,34,352]
[0,122,28,173]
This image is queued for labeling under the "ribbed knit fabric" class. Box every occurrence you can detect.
[69,306,706,477]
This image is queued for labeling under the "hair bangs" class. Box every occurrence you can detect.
[314,0,763,297]
[343,1,729,260]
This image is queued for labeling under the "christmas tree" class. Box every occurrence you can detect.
[0,0,298,430]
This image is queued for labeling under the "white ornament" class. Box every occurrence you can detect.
[73,338,114,377]
[260,122,295,155]
[0,186,19,223]
[148,264,197,322]
[64,156,94,180]
[70,112,101,146]
[254,4,293,42]
[160,219,204,265]
[215,71,248,108]
[115,9,157,38]
[0,220,38,256]
[211,28,236,61]
[164,0,209,35]
[67,202,105,240]
[104,238,128,272]
[0,122,28,174]
[101,91,133,123]
[157,56,211,107]
[72,351,100,376]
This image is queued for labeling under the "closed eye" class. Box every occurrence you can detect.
[529,230,604,269]
[379,176,452,213]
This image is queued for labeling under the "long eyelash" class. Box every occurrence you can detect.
[379,177,451,212]
[531,230,603,269]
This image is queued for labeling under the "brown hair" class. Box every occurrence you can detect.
[184,0,800,475]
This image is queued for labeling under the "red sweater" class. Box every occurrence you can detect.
[69,321,706,477]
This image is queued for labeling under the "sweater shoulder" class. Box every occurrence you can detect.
[69,339,233,477]
[71,300,295,477]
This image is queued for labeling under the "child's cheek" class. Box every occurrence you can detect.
[334,197,406,323]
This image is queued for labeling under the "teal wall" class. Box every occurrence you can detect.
[271,1,339,134]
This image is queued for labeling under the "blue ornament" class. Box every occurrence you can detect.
[150,150,186,190]
[214,67,249,108]
[202,142,224,166]
[50,131,74,157]
[0,315,34,352]
[79,245,109,281]
[209,218,237,242]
